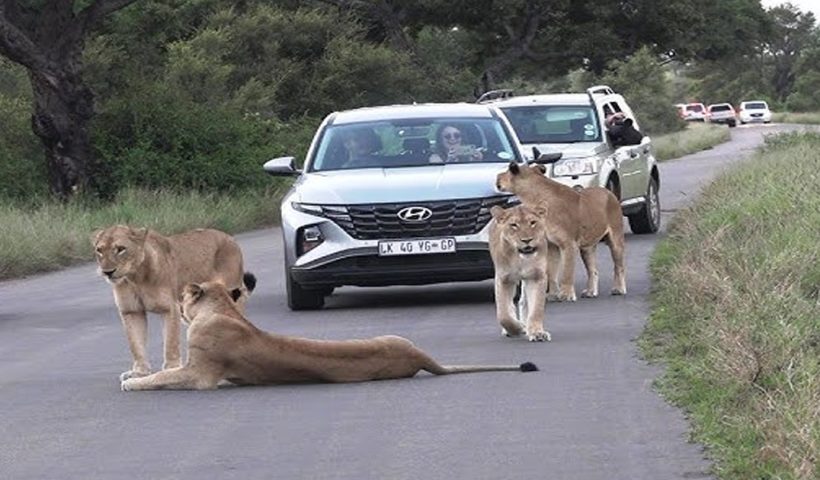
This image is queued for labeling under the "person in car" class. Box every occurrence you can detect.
[341,128,382,168]
[605,112,643,148]
[429,124,484,163]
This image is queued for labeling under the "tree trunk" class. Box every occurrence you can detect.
[29,67,95,199]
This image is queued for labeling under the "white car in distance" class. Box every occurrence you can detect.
[738,100,772,124]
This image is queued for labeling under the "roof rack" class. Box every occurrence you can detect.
[475,89,515,104]
[587,85,615,95]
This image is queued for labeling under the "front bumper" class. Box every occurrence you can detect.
[282,198,503,288]
[291,247,494,287]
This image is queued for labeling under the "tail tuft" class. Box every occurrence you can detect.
[243,272,257,293]
[519,362,538,372]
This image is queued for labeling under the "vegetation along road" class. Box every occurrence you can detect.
[0,123,809,479]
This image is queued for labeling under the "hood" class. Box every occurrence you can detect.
[521,142,609,161]
[292,163,507,204]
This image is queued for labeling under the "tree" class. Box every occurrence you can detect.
[0,0,138,199]
[766,3,816,101]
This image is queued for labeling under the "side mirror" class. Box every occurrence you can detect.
[263,156,301,176]
[532,147,562,164]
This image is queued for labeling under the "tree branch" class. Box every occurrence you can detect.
[0,4,55,78]
[78,0,139,30]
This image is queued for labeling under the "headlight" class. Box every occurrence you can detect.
[292,202,323,215]
[552,158,599,177]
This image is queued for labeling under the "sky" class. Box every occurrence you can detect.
[760,0,820,19]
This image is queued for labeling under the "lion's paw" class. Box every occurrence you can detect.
[555,292,577,302]
[119,369,150,382]
[121,379,137,392]
[611,287,626,296]
[500,319,526,337]
[527,330,551,342]
[580,289,598,298]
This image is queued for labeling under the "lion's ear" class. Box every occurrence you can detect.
[533,206,548,217]
[531,163,547,174]
[185,284,204,302]
[229,288,242,303]
[490,205,507,221]
[91,228,104,246]
[129,227,148,243]
[508,161,520,175]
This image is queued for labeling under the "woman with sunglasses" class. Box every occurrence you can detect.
[429,124,484,163]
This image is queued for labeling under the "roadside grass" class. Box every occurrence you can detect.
[641,132,820,479]
[652,122,731,161]
[0,186,286,280]
[772,111,820,125]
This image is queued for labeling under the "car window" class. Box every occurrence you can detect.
[710,105,732,112]
[744,102,767,110]
[309,117,520,172]
[501,105,600,144]
[686,104,704,112]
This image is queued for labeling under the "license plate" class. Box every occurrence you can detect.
[378,238,456,256]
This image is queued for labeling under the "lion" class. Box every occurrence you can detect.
[496,161,626,301]
[489,204,551,342]
[121,281,538,391]
[92,225,256,382]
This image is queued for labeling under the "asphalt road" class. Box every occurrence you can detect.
[0,124,809,480]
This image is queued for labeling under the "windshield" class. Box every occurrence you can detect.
[500,105,601,144]
[309,117,520,172]
[745,102,767,110]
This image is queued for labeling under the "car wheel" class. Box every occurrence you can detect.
[605,176,620,200]
[729,121,736,127]
[628,177,660,234]
[286,272,325,310]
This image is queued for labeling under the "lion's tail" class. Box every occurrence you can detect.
[425,362,538,375]
[243,272,257,294]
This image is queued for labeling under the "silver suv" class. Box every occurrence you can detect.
[264,103,525,310]
[487,86,661,235]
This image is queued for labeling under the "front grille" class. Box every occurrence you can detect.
[315,196,512,240]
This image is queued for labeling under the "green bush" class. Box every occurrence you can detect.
[0,94,48,201]
[92,83,318,195]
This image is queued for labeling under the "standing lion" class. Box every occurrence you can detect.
[496,161,626,301]
[92,225,256,381]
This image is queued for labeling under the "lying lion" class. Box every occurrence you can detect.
[496,161,626,301]
[489,204,551,342]
[93,225,256,381]
[121,282,538,391]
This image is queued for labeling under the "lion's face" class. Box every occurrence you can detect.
[92,226,148,283]
[495,161,546,194]
[491,204,548,255]
[180,282,244,325]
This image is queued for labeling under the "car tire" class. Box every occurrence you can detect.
[729,120,736,127]
[286,272,325,310]
[628,177,660,234]
[605,176,620,200]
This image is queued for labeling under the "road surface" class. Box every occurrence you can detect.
[0,124,808,479]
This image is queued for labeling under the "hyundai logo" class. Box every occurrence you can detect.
[397,206,432,222]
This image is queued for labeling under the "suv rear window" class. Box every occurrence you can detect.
[500,105,600,144]
[686,104,704,112]
[745,102,767,110]
[710,105,732,112]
